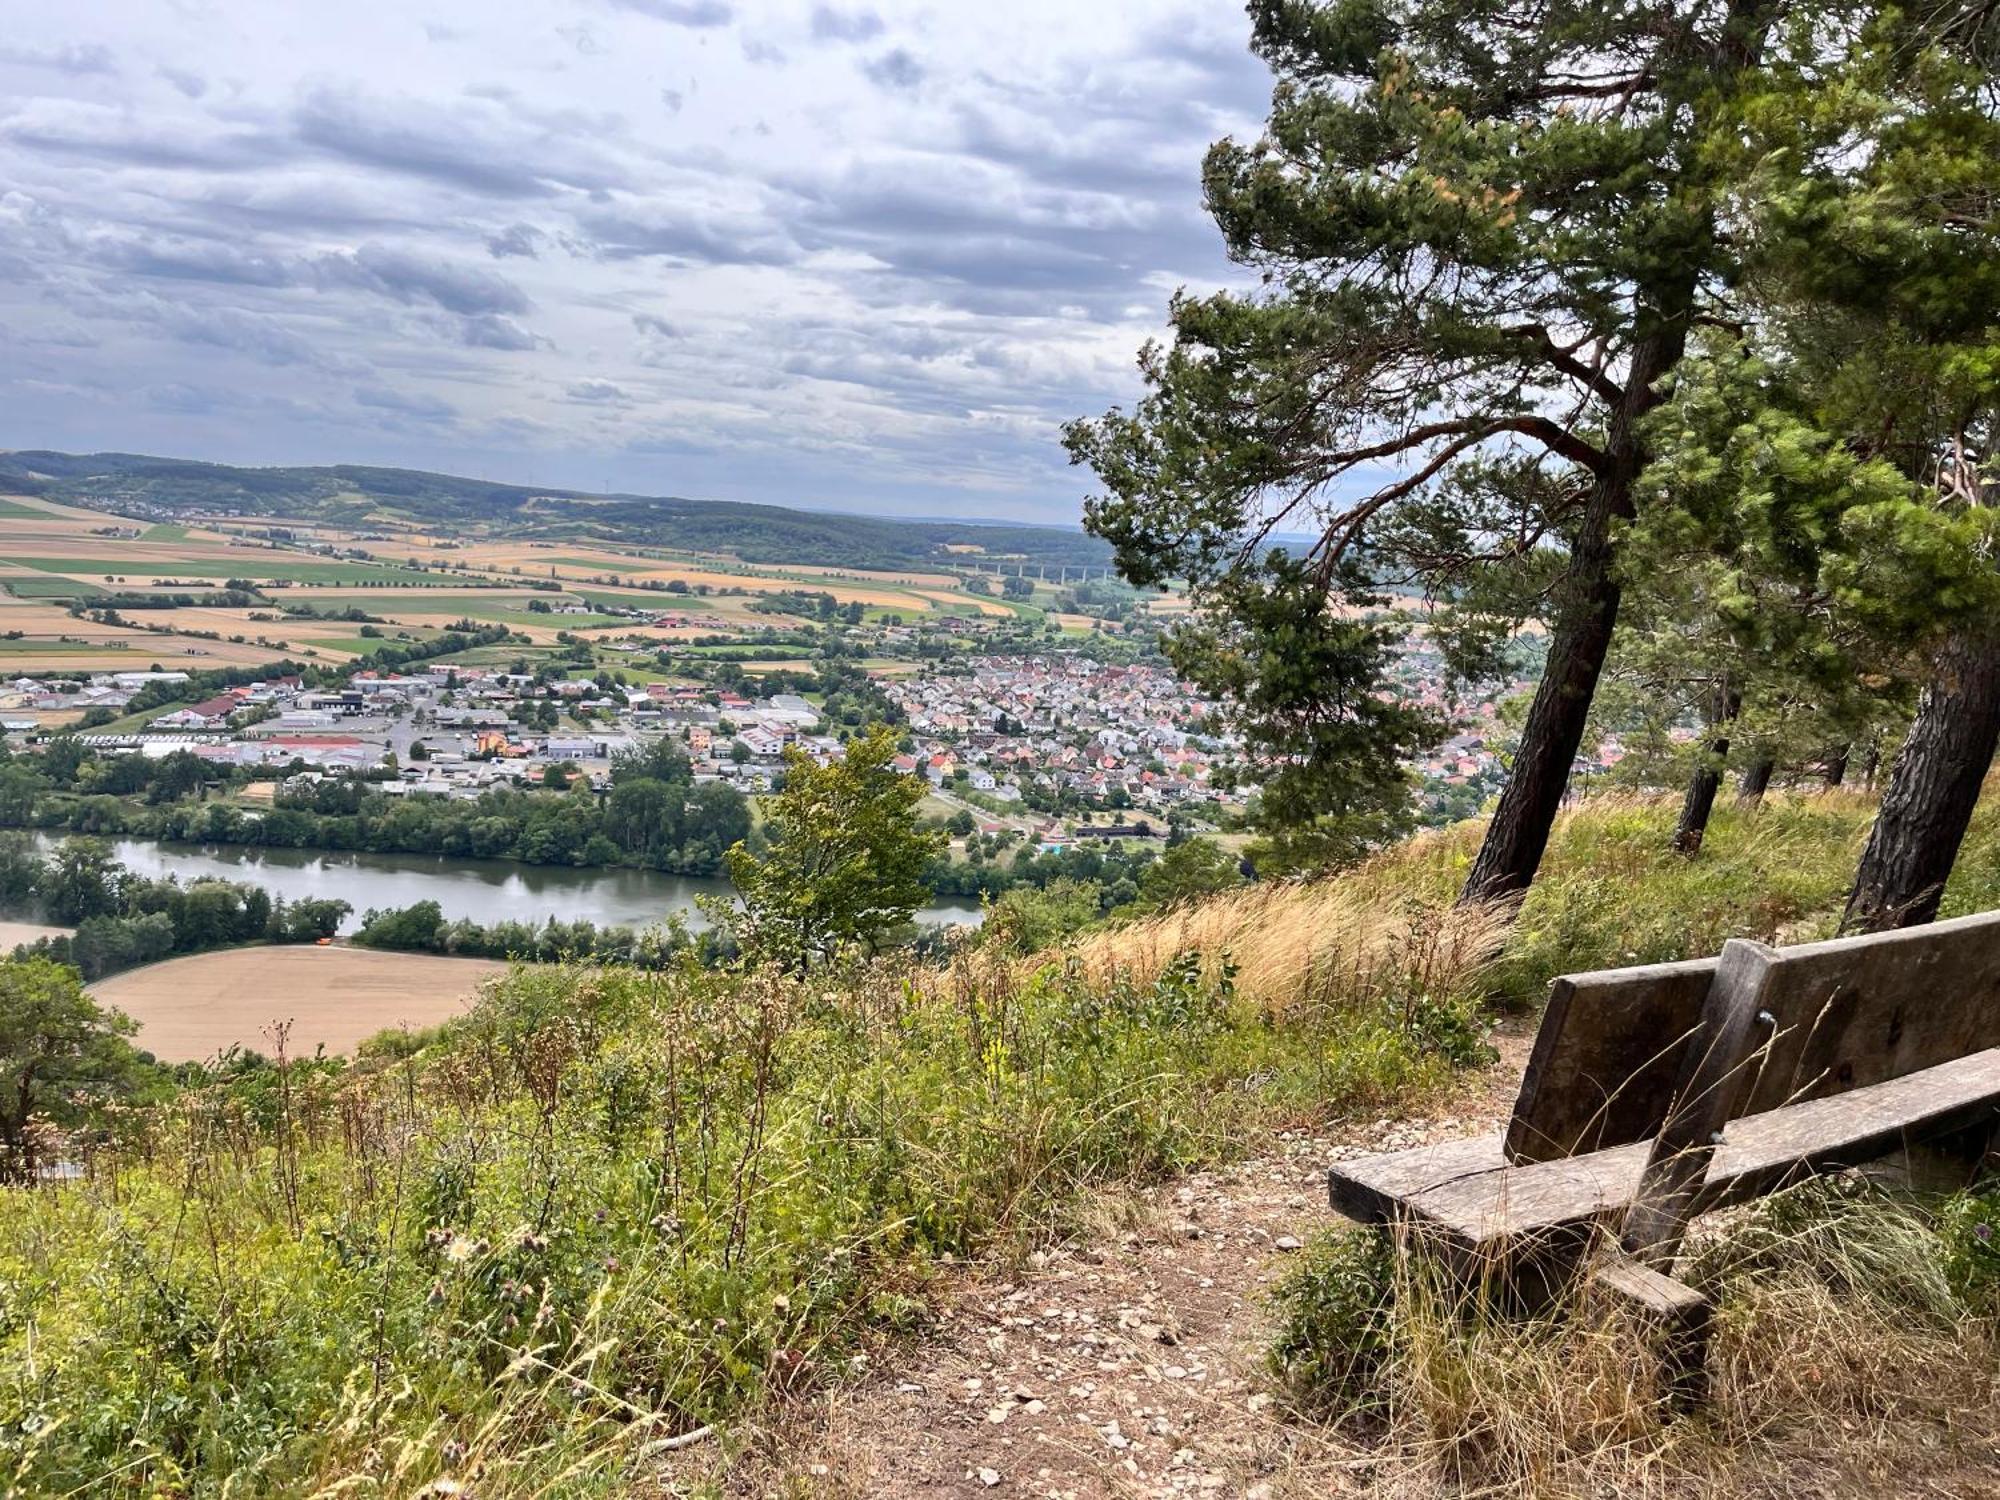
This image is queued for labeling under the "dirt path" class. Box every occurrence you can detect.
[726,1028,1532,1498]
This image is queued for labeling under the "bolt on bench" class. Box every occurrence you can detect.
[1329,910,2000,1384]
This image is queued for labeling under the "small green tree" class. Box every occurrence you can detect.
[42,838,121,926]
[725,725,943,970]
[1139,838,1244,911]
[0,957,150,1183]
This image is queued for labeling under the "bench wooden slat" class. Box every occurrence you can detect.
[1333,1048,2000,1250]
[1505,956,1716,1164]
[1739,909,2000,1115]
[1505,910,2000,1168]
[1327,1132,1507,1225]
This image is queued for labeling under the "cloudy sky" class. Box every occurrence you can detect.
[0,1,1271,523]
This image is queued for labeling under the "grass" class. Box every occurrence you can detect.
[0,576,105,598]
[9,557,478,587]
[1268,1176,2000,1498]
[0,939,1473,1496]
[0,639,135,655]
[81,700,192,735]
[140,523,190,542]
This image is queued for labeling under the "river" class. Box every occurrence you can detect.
[42,835,986,936]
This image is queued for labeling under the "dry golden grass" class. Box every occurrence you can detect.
[1066,875,1509,1018]
[1256,1215,1999,1500]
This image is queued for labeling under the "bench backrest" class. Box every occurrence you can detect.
[1505,909,2000,1164]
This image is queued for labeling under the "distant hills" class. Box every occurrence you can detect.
[0,450,1118,573]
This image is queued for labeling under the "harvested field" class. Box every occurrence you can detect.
[0,920,72,948]
[90,945,510,1061]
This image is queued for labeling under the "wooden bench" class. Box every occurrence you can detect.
[1329,911,2000,1382]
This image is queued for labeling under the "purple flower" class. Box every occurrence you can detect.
[1975,1222,1993,1243]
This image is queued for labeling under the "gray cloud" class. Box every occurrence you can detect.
[292,87,628,199]
[354,383,457,422]
[0,0,1265,522]
[0,42,116,75]
[860,47,923,91]
[321,243,531,316]
[486,222,541,259]
[607,0,732,26]
[158,66,207,99]
[577,196,800,267]
[460,313,539,350]
[810,6,884,43]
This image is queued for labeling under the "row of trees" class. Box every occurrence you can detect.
[0,834,349,980]
[350,899,704,968]
[1070,0,2000,930]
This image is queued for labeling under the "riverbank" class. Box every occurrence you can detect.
[37,833,985,934]
[88,943,509,1060]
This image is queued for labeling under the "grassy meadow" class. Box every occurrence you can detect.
[5,787,1999,1495]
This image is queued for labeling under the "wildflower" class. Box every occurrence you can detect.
[442,1439,467,1465]
[445,1235,478,1265]
[603,1255,621,1273]
[1977,1222,1994,1243]
[426,1281,446,1308]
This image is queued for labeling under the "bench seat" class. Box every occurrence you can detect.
[1331,1048,2000,1252]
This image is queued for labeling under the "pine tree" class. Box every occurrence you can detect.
[1067,0,1993,903]
[1070,0,1805,901]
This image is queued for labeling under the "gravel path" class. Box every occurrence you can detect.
[723,1025,1532,1498]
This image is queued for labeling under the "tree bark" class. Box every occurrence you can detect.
[1822,745,1849,788]
[1458,481,1624,904]
[1841,625,2000,933]
[1735,755,1775,809]
[1672,688,1741,855]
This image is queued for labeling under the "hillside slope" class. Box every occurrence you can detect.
[0,449,1118,571]
[7,788,2000,1497]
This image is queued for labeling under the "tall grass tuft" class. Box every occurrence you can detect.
[1270,1177,1997,1498]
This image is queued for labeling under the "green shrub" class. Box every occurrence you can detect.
[1937,1183,2000,1313]
[1267,1226,1397,1419]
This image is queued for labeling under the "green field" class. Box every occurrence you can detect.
[0,499,57,519]
[0,576,105,598]
[140,523,190,541]
[11,556,480,587]
[0,639,133,655]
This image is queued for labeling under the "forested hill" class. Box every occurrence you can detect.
[0,449,1117,572]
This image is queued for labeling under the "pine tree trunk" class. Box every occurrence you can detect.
[1672,688,1740,855]
[1822,746,1849,788]
[1735,755,1775,809]
[1458,487,1623,904]
[1841,626,2000,933]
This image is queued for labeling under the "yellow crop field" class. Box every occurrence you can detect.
[90,945,509,1060]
